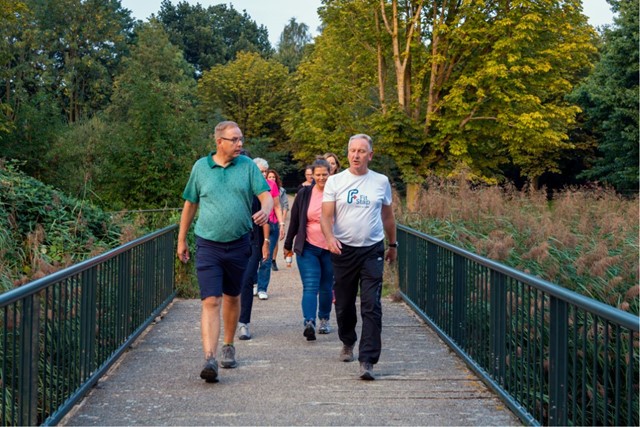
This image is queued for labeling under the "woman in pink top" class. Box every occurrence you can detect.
[283,159,334,341]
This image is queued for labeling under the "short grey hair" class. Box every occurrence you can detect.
[214,121,239,139]
[348,133,373,150]
[253,157,269,169]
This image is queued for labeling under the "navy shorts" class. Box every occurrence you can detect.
[195,234,251,299]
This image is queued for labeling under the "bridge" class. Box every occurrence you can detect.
[60,269,519,426]
[1,225,637,426]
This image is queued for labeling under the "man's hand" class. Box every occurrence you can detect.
[326,236,342,255]
[385,247,397,263]
[252,209,269,226]
[177,241,190,263]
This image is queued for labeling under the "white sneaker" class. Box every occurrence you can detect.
[258,291,268,300]
[238,323,251,340]
[253,284,258,296]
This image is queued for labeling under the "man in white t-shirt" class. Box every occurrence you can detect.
[320,133,397,381]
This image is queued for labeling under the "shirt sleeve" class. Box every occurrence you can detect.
[182,163,200,203]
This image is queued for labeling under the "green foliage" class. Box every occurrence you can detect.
[289,0,597,185]
[0,160,134,293]
[49,21,205,210]
[572,0,639,192]
[273,18,312,72]
[158,0,273,75]
[284,0,380,165]
[199,51,292,143]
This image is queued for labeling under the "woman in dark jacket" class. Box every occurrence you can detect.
[284,158,334,341]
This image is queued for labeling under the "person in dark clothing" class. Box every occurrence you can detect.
[237,196,270,340]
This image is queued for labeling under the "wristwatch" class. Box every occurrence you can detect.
[388,242,398,248]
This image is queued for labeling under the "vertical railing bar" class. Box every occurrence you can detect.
[602,320,610,426]
[526,286,533,414]
[581,316,588,426]
[625,330,633,425]
[592,317,598,426]
[571,309,578,425]
[613,324,620,426]
[532,289,544,420]
[549,297,568,426]
[2,308,6,426]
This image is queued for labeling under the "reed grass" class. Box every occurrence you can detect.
[397,177,639,315]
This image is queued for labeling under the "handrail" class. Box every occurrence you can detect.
[396,224,639,426]
[397,225,638,330]
[0,225,177,426]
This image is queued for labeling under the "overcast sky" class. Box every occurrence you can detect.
[120,0,615,47]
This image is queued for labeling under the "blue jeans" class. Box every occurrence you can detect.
[296,241,334,324]
[257,222,279,292]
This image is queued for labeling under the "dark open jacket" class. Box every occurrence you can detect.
[283,184,315,256]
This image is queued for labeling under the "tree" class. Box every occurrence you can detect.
[89,20,201,209]
[199,51,292,142]
[274,18,312,72]
[158,0,272,76]
[33,0,134,123]
[288,0,596,188]
[572,0,639,192]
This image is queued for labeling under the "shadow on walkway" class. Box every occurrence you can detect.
[62,248,519,426]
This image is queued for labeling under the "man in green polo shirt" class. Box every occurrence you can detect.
[177,121,273,383]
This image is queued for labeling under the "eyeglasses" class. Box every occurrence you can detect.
[220,136,245,144]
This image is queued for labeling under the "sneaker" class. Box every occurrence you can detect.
[303,320,316,341]
[318,318,331,334]
[359,361,375,380]
[271,260,279,271]
[220,344,237,369]
[200,358,219,383]
[253,284,258,296]
[258,291,268,300]
[238,323,251,340]
[339,344,354,362]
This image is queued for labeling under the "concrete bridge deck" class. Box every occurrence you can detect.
[61,255,519,426]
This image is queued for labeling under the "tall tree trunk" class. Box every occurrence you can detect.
[374,8,387,114]
[379,0,424,113]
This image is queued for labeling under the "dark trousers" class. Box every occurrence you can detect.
[331,240,385,364]
[239,240,262,324]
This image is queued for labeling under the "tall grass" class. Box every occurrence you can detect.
[397,178,639,315]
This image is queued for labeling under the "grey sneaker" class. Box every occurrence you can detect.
[238,323,251,340]
[359,361,375,380]
[200,358,219,383]
[303,320,316,341]
[339,344,354,362]
[318,318,331,334]
[220,344,237,368]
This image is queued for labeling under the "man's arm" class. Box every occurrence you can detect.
[261,223,270,260]
[254,190,274,226]
[177,200,198,263]
[381,203,397,262]
[321,201,341,255]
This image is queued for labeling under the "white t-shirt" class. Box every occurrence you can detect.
[323,169,392,247]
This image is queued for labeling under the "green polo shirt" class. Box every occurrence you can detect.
[182,152,270,242]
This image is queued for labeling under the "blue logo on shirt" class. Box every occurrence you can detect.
[347,189,370,205]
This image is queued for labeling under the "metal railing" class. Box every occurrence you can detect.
[0,225,177,426]
[397,224,639,426]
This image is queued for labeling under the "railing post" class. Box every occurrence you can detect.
[453,254,467,346]
[19,295,39,426]
[80,268,97,381]
[490,271,506,384]
[549,297,568,426]
[426,242,438,318]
